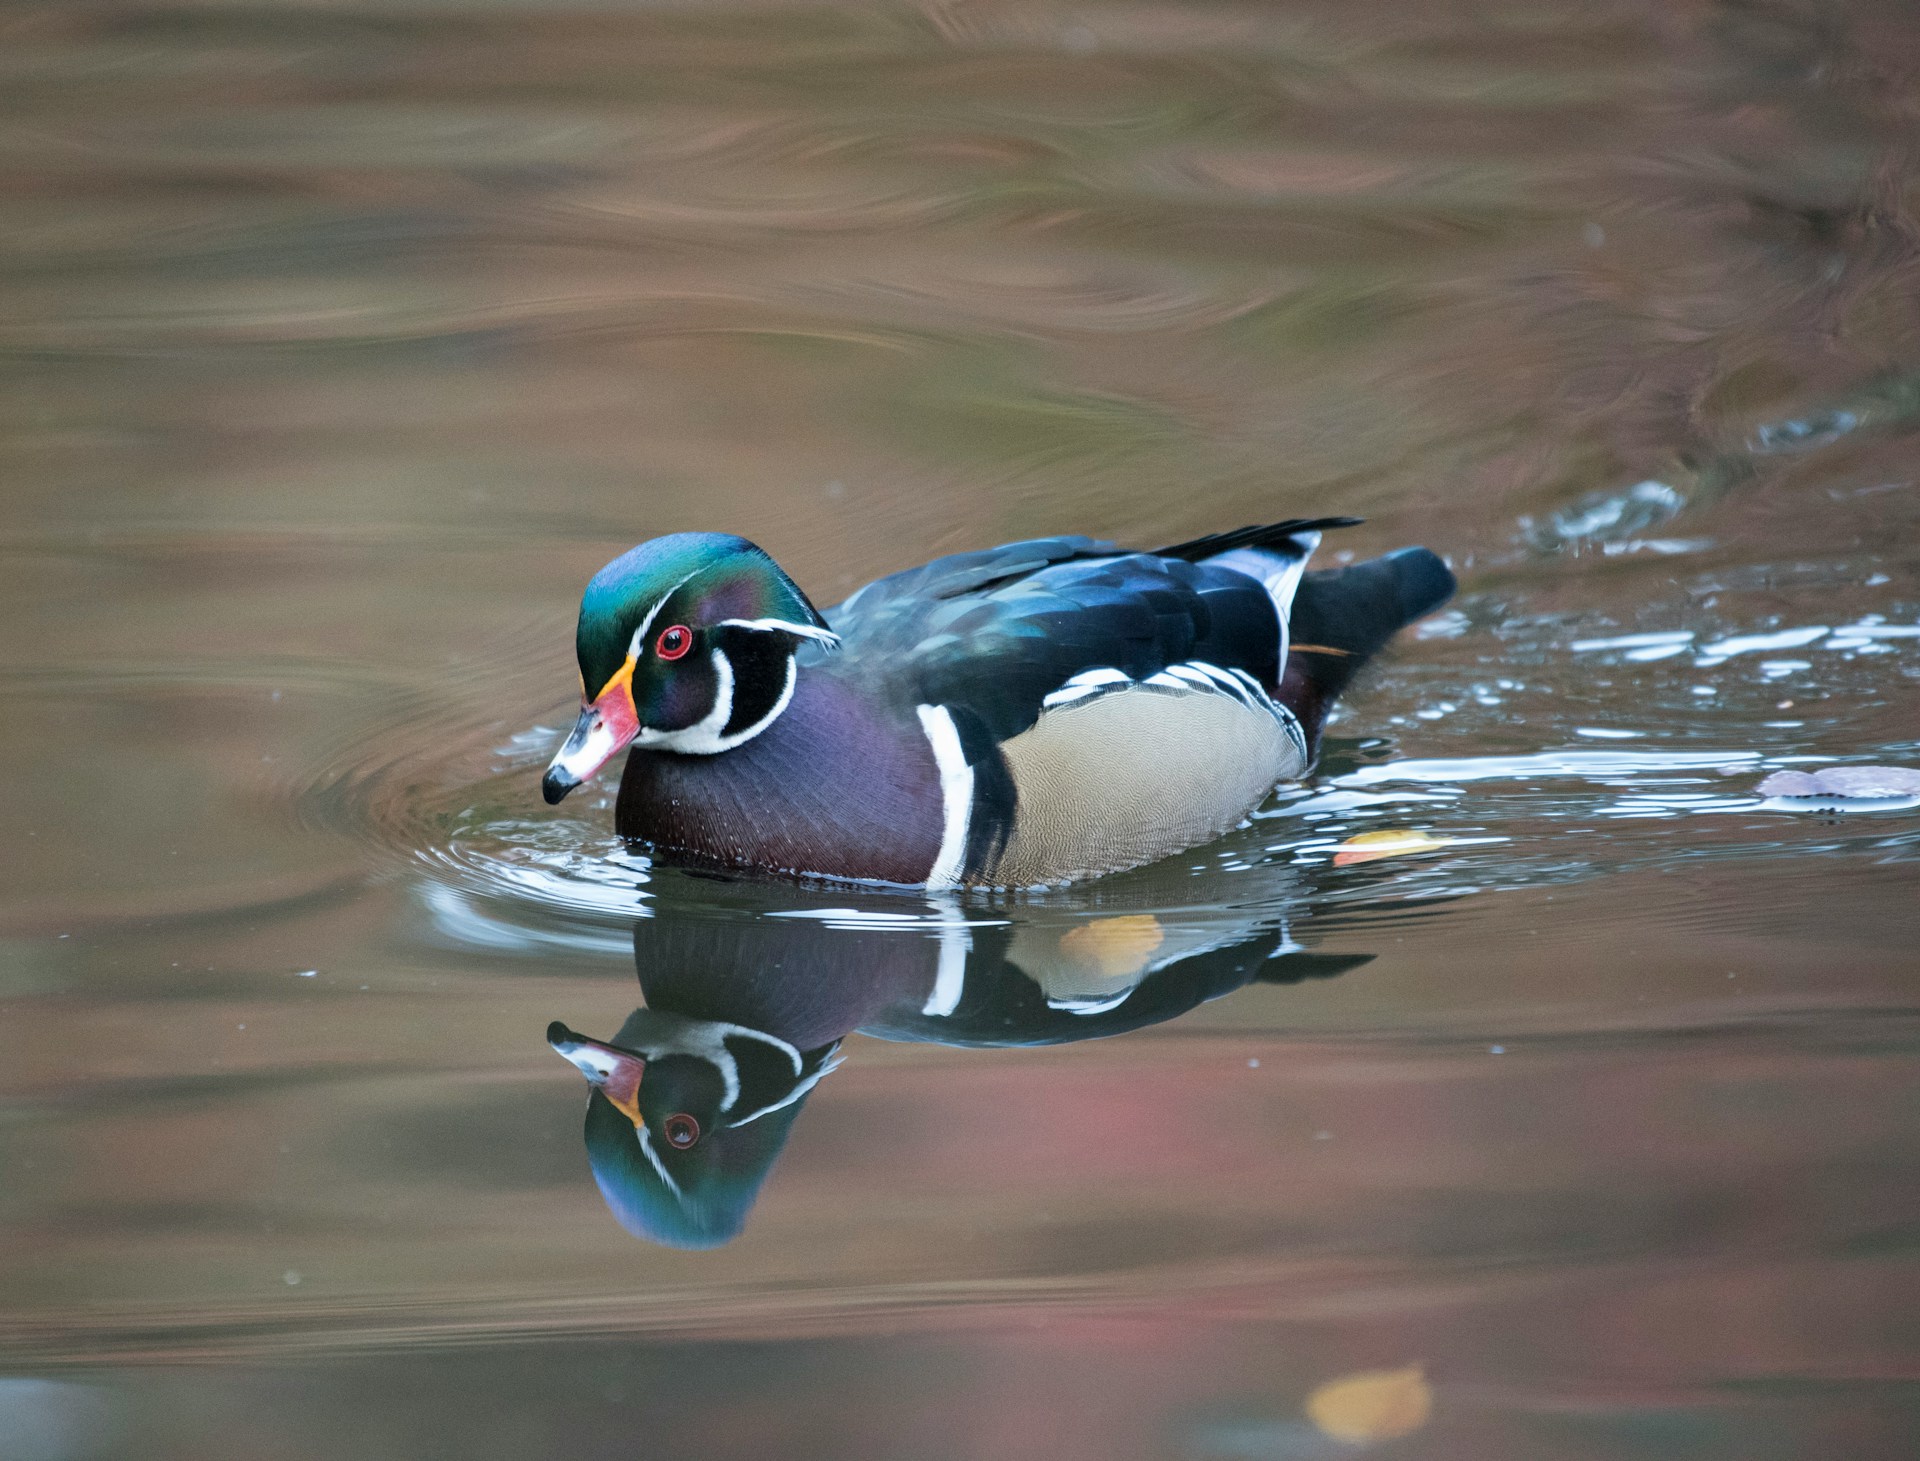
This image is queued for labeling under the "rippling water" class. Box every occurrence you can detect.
[4,2,1920,1457]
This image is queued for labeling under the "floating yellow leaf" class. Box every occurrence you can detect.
[1306,1364,1432,1444]
[1058,914,1165,977]
[1332,829,1456,867]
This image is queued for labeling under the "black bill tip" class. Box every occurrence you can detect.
[541,767,579,805]
[546,1021,575,1048]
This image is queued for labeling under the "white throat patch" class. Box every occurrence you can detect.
[635,648,797,755]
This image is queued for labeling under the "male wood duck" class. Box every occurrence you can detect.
[542,519,1453,886]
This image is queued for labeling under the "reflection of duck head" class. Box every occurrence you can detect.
[547,1008,838,1249]
[551,870,1374,1247]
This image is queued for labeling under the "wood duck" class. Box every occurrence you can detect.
[542,519,1453,887]
[547,876,1373,1247]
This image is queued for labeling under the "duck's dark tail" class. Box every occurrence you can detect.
[1282,546,1455,746]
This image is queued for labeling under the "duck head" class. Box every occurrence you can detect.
[543,533,837,804]
[547,1009,839,1248]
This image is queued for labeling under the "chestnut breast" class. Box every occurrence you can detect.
[615,671,947,884]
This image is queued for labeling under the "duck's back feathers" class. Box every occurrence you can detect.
[826,543,1293,744]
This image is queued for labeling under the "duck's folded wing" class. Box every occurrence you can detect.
[833,550,1287,743]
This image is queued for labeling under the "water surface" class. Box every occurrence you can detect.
[4,1,1920,1456]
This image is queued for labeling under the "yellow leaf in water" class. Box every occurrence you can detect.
[1058,914,1165,977]
[1331,829,1456,867]
[1306,1364,1432,1444]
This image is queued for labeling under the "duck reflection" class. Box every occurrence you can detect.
[547,877,1371,1248]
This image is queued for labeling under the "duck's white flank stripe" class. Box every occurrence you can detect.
[922,919,972,1016]
[916,704,973,889]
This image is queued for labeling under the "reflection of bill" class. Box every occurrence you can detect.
[545,881,1372,1249]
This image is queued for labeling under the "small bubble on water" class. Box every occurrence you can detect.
[283,1270,301,1286]
[295,969,317,978]
[1247,1058,1261,1069]
[1489,1044,1506,1055]
[1583,222,1606,247]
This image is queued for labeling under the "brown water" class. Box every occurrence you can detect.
[5,0,1920,1456]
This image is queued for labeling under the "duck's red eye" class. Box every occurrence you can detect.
[655,625,692,661]
[662,1113,700,1148]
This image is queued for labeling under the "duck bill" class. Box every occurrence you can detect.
[548,1022,646,1126]
[542,686,640,805]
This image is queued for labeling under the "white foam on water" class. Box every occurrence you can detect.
[1341,749,1763,786]
[766,907,1008,930]
[1259,788,1458,818]
[1570,630,1694,652]
[1837,622,1920,637]
[419,881,635,955]
[1759,794,1920,814]
[1695,626,1829,663]
[1600,539,1711,556]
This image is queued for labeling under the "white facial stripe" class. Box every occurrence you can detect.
[718,617,841,647]
[632,1123,682,1198]
[731,1047,843,1128]
[634,648,733,752]
[917,704,973,889]
[635,648,798,755]
[633,1017,803,1117]
[626,570,701,660]
[711,653,794,752]
[551,714,621,779]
